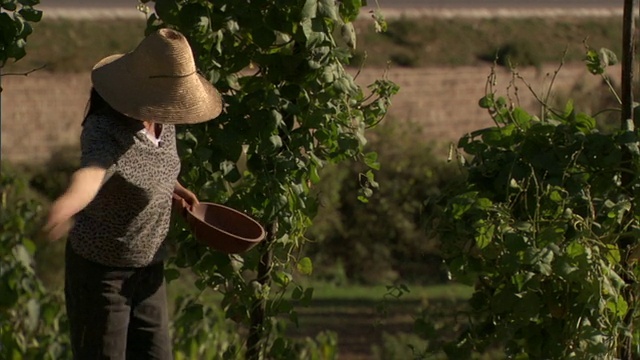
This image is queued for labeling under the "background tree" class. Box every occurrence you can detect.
[305,122,462,285]
[141,0,397,357]
[0,2,72,360]
[0,0,42,92]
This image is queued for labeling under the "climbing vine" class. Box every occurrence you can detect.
[142,0,397,357]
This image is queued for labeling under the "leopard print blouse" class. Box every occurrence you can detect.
[68,110,181,267]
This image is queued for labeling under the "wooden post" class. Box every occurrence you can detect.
[618,1,636,359]
[621,0,634,130]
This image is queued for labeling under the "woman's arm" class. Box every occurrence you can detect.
[43,166,107,241]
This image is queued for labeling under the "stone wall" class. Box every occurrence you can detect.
[1,63,610,164]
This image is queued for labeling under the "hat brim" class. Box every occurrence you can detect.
[91,53,223,125]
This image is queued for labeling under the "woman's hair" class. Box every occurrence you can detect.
[82,88,127,126]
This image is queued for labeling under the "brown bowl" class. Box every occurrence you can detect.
[186,202,266,254]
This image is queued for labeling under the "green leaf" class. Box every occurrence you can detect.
[219,160,236,176]
[318,0,338,20]
[273,271,292,287]
[301,0,318,19]
[17,20,31,37]
[1,0,16,11]
[599,48,618,67]
[301,18,326,47]
[41,302,58,325]
[25,298,39,332]
[179,3,210,34]
[605,244,621,264]
[164,268,181,283]
[363,151,380,170]
[413,318,437,339]
[535,248,554,275]
[574,113,596,133]
[183,303,204,323]
[270,109,284,129]
[478,94,494,109]
[292,285,303,300]
[309,165,321,184]
[269,135,283,149]
[13,243,33,271]
[154,0,180,24]
[340,22,356,50]
[549,189,564,202]
[474,197,493,210]
[584,48,617,75]
[475,223,494,250]
[481,127,504,146]
[7,37,26,61]
[18,7,42,22]
[512,107,532,128]
[297,257,313,275]
[301,287,314,306]
[338,0,362,22]
[22,238,36,255]
[566,241,585,258]
[252,26,276,48]
[18,0,40,6]
[607,295,628,319]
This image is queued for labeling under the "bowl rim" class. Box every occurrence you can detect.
[186,202,266,243]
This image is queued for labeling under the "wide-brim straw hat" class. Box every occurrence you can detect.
[91,28,222,125]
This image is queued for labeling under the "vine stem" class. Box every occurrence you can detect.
[246,219,277,360]
[0,64,47,93]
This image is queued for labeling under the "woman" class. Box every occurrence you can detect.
[44,28,222,359]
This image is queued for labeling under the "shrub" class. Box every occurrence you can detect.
[0,165,72,359]
[479,41,541,68]
[371,332,429,360]
[305,121,464,285]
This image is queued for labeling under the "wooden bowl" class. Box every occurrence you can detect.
[186,202,265,254]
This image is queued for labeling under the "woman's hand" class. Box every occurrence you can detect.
[43,199,76,242]
[173,182,199,216]
[43,166,107,241]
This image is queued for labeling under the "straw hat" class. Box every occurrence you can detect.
[91,28,222,124]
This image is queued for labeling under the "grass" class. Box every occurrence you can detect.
[296,281,472,300]
[2,15,624,74]
[165,273,474,359]
[289,283,473,359]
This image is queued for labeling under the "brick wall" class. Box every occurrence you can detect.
[1,63,610,164]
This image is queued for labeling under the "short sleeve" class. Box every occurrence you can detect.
[80,114,118,169]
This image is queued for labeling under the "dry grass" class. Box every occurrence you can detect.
[353,16,623,68]
[3,16,624,74]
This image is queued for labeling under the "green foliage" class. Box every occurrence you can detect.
[170,292,338,360]
[171,294,245,359]
[432,61,640,358]
[306,122,463,284]
[0,0,41,67]
[0,166,71,360]
[264,326,338,360]
[480,41,542,68]
[23,147,79,201]
[144,0,397,357]
[371,332,429,360]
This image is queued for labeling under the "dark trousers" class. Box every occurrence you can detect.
[64,243,172,360]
